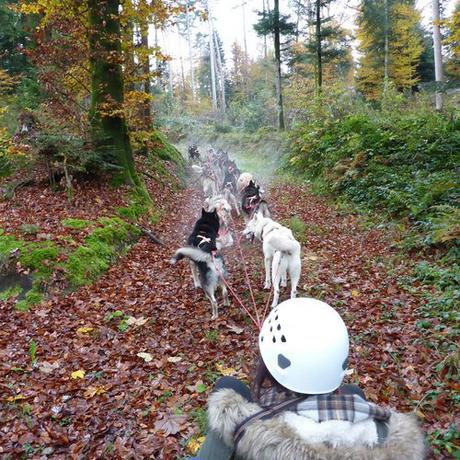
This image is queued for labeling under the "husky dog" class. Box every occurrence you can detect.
[240,180,271,220]
[243,211,301,308]
[171,208,229,319]
[237,172,254,194]
[188,144,200,162]
[192,164,219,197]
[205,195,234,248]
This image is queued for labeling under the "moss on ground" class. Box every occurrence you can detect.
[61,218,92,230]
[64,217,141,288]
[0,284,21,301]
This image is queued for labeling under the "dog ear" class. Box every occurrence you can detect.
[249,180,254,186]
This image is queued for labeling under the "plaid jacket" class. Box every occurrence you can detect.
[258,386,391,423]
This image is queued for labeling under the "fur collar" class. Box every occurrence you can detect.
[207,389,426,460]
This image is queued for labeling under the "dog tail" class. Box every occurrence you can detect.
[170,246,212,265]
[192,164,203,174]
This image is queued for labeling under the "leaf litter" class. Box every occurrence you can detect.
[0,175,457,458]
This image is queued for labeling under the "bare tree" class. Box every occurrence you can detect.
[432,0,444,110]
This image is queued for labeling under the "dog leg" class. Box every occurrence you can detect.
[288,257,301,300]
[263,255,272,290]
[203,285,219,319]
[281,271,288,288]
[190,261,201,289]
[221,282,230,306]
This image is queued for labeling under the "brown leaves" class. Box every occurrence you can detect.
[154,412,188,436]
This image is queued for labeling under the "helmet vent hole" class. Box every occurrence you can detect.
[270,326,273,332]
[281,335,286,343]
[272,336,276,343]
[275,315,278,320]
[277,324,281,330]
[261,336,264,342]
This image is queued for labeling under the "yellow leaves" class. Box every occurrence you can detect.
[216,363,236,376]
[351,289,360,298]
[17,3,43,15]
[84,385,106,399]
[71,369,86,380]
[76,327,94,334]
[6,394,27,403]
[188,436,206,454]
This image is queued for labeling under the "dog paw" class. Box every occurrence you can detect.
[263,282,271,290]
[281,280,288,287]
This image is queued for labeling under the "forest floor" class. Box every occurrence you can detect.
[0,158,458,459]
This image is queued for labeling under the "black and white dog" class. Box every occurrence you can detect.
[188,144,200,162]
[171,208,229,319]
[241,180,271,221]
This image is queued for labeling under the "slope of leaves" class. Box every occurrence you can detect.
[0,174,458,458]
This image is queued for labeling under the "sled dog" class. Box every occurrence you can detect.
[205,196,234,248]
[171,208,229,319]
[243,211,301,307]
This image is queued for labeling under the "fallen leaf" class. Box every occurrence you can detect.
[137,352,153,362]
[154,413,187,436]
[38,361,60,374]
[188,436,206,454]
[71,370,85,379]
[226,324,244,334]
[6,394,27,402]
[76,327,94,334]
[84,385,106,398]
[167,356,183,363]
[126,316,149,327]
[351,289,360,297]
[216,363,236,376]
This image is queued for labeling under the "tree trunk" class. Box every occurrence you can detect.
[274,0,285,130]
[185,3,196,101]
[383,0,389,93]
[432,0,443,111]
[213,29,226,115]
[139,1,152,127]
[208,18,218,111]
[315,0,322,94]
[88,0,140,187]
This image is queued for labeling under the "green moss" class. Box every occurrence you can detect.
[20,224,40,235]
[64,217,140,287]
[61,218,92,230]
[19,244,59,272]
[285,216,308,243]
[15,290,43,311]
[0,284,21,301]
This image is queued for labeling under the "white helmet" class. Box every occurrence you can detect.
[259,298,349,394]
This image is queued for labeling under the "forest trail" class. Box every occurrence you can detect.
[1,171,454,459]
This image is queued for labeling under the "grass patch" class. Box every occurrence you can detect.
[285,216,308,243]
[61,218,92,230]
[190,407,208,434]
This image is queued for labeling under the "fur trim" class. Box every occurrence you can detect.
[208,389,426,460]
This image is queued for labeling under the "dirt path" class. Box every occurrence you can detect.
[1,175,455,458]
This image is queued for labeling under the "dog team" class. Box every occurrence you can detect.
[170,145,302,319]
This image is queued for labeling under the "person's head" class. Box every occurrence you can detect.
[255,298,349,396]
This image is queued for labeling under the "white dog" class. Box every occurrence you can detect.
[243,211,301,307]
[205,195,234,248]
